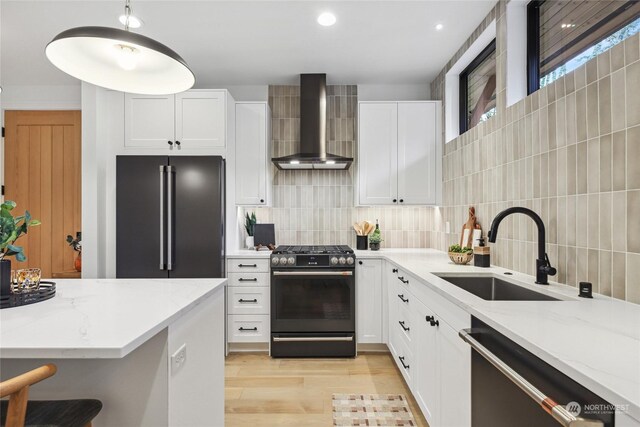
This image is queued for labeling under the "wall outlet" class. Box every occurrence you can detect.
[171,344,187,373]
[445,221,451,234]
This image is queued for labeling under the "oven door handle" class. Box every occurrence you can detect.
[272,271,353,276]
[272,336,354,342]
[459,329,604,427]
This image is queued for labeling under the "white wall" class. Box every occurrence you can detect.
[221,85,268,101]
[0,84,81,110]
[358,84,430,101]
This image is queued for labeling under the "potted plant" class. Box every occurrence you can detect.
[244,212,257,249]
[0,201,41,295]
[66,232,82,272]
[369,233,382,251]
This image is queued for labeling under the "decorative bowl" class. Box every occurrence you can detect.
[448,251,473,265]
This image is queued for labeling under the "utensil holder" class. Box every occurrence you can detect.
[356,236,368,250]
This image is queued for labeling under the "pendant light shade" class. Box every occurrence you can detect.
[46,26,195,95]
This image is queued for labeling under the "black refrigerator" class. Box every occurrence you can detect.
[116,156,225,278]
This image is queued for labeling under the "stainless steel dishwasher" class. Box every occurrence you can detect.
[460,318,614,427]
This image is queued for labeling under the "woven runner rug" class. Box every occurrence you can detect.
[332,393,417,426]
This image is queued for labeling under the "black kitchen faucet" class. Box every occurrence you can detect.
[487,207,557,285]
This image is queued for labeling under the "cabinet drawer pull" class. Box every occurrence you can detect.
[239,327,258,331]
[397,276,409,284]
[238,298,258,303]
[399,356,410,370]
[399,321,410,332]
[392,268,398,273]
[238,264,257,268]
[238,278,258,282]
[426,316,439,327]
[397,294,409,303]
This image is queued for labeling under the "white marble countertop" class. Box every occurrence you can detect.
[227,249,272,258]
[355,248,640,422]
[0,278,226,359]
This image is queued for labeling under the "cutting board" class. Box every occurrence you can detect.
[460,207,482,248]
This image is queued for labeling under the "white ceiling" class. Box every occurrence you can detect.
[1,0,497,88]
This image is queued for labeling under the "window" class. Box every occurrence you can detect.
[459,39,497,134]
[527,0,640,94]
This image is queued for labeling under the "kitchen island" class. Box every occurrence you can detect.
[0,278,226,427]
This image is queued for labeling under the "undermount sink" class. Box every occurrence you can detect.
[435,275,561,301]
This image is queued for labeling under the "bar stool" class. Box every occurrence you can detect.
[0,364,102,427]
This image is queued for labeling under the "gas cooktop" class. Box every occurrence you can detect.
[271,245,354,255]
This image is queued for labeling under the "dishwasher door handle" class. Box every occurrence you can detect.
[459,329,604,427]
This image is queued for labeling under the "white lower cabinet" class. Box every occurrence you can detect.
[226,257,270,344]
[227,315,270,342]
[356,259,383,344]
[385,261,471,427]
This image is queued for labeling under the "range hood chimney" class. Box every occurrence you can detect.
[272,74,353,170]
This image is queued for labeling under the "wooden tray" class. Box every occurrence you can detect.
[0,281,56,309]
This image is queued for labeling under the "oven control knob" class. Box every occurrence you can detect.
[280,256,288,265]
[346,257,354,265]
[339,257,346,265]
[330,257,338,265]
[271,257,279,265]
[287,257,295,265]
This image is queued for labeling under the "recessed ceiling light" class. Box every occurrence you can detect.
[119,14,144,29]
[326,160,336,165]
[561,23,576,28]
[290,160,300,165]
[435,23,444,31]
[317,12,337,27]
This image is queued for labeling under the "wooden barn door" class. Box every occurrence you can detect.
[4,110,81,278]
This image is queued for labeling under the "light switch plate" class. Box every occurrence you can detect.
[445,221,451,234]
[171,343,187,373]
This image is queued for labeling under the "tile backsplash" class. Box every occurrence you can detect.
[245,85,435,249]
[429,1,640,303]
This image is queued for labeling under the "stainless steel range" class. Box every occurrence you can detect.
[270,245,356,358]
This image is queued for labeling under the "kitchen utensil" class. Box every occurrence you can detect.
[353,222,363,236]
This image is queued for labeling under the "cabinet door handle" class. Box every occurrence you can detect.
[239,327,258,331]
[260,199,265,203]
[167,140,173,146]
[238,278,258,282]
[399,321,410,332]
[392,199,397,203]
[399,356,410,370]
[426,316,439,327]
[175,140,181,146]
[426,315,434,323]
[238,264,257,268]
[238,298,258,303]
[358,261,363,265]
[397,294,409,303]
[392,268,398,273]
[399,199,404,203]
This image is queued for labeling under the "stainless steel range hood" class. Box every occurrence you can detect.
[272,74,353,170]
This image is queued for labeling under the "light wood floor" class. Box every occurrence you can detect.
[225,352,429,427]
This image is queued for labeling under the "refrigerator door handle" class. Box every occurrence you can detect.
[159,165,165,270]
[167,165,174,271]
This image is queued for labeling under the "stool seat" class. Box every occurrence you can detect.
[1,399,102,427]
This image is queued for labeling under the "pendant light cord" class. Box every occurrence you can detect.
[123,0,132,31]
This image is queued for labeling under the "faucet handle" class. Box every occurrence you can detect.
[542,253,557,276]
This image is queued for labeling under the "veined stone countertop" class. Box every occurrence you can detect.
[0,278,226,359]
[355,248,640,422]
[227,249,272,258]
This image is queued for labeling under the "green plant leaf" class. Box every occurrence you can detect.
[1,201,16,211]
[28,220,41,226]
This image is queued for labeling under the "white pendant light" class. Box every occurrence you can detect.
[46,0,194,95]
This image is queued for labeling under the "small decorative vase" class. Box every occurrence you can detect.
[0,259,11,296]
[74,252,82,272]
[246,236,255,249]
[370,242,380,251]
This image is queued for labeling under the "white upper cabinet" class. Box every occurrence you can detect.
[125,94,175,148]
[125,90,228,151]
[398,102,438,205]
[358,103,398,205]
[358,101,441,206]
[356,259,383,344]
[175,91,226,148]
[235,102,271,206]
